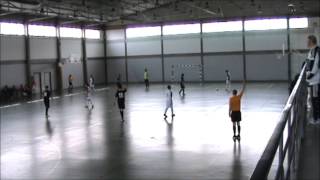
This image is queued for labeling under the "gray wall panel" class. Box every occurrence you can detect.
[30,37,57,60]
[164,56,201,82]
[127,57,162,82]
[246,30,287,51]
[127,38,161,56]
[0,64,26,87]
[106,41,125,57]
[163,35,200,54]
[246,54,288,81]
[203,32,243,52]
[0,36,25,61]
[204,54,243,81]
[61,39,82,59]
[107,59,126,83]
[106,29,125,40]
[87,60,106,85]
[86,40,104,57]
[62,63,84,88]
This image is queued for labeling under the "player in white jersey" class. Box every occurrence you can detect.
[164,85,175,119]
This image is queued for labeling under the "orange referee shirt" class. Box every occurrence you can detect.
[229,91,244,111]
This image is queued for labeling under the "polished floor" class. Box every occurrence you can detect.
[1,83,289,180]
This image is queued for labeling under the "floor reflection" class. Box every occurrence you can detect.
[45,118,53,139]
[231,142,243,180]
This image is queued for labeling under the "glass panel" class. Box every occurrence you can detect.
[163,23,200,35]
[126,26,161,38]
[85,29,101,39]
[0,23,25,35]
[28,25,56,37]
[203,21,242,33]
[245,18,287,31]
[289,18,308,29]
[60,27,82,38]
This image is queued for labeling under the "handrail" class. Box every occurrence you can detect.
[250,65,307,180]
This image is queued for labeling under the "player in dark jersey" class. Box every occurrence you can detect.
[43,86,51,117]
[115,84,127,121]
[179,73,185,96]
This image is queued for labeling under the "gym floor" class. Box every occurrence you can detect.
[1,83,289,180]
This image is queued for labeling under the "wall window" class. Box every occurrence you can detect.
[163,23,200,35]
[289,18,308,29]
[126,26,161,38]
[85,29,101,39]
[28,25,56,37]
[60,27,82,38]
[245,18,287,31]
[0,22,25,35]
[202,21,242,33]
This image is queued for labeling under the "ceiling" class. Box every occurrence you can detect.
[0,0,319,29]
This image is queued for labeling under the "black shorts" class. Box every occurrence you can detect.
[118,99,125,109]
[44,101,50,108]
[231,111,241,122]
[69,82,73,86]
[145,79,149,84]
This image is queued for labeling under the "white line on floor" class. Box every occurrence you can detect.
[27,99,43,103]
[0,103,21,109]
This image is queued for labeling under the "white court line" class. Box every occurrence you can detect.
[64,92,82,97]
[0,103,21,109]
[27,99,43,104]
[95,87,109,92]
[0,87,109,109]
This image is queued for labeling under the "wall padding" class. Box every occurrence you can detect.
[246,53,288,81]
[87,60,106,84]
[107,58,126,83]
[204,54,244,81]
[164,56,201,82]
[127,56,162,82]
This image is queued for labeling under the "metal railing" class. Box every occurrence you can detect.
[250,65,308,180]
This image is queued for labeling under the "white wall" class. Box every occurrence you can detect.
[106,29,125,57]
[86,39,104,58]
[245,30,287,51]
[127,37,161,56]
[203,32,242,52]
[61,38,82,59]
[163,34,200,54]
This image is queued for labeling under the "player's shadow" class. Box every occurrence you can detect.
[230,142,243,180]
[180,94,185,104]
[86,110,93,126]
[45,118,54,139]
[164,118,174,148]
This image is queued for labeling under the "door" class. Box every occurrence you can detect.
[43,72,52,92]
[33,72,42,94]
